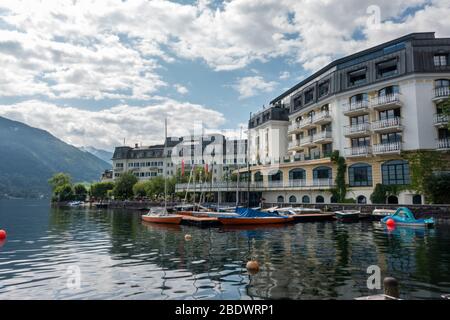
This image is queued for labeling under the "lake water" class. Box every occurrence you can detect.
[1,199,449,300]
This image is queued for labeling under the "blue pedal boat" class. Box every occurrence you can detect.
[381,207,434,228]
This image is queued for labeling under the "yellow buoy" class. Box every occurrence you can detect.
[184,234,192,241]
[246,260,259,274]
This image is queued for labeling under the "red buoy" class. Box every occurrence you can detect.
[386,218,395,227]
[0,229,6,240]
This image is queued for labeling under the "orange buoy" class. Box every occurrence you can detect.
[386,218,395,227]
[184,234,192,241]
[0,229,6,240]
[246,260,259,274]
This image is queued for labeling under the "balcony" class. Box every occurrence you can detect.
[288,122,302,133]
[288,139,301,150]
[344,146,371,158]
[299,117,316,130]
[371,93,402,111]
[312,130,333,144]
[434,113,449,127]
[436,138,450,150]
[299,136,315,147]
[371,117,402,133]
[312,110,332,125]
[343,123,371,137]
[372,141,402,155]
[433,87,450,101]
[343,100,369,116]
[267,181,284,188]
[313,178,334,187]
[288,179,307,187]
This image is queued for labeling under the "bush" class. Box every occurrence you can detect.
[54,184,74,201]
[90,182,115,199]
[73,184,88,201]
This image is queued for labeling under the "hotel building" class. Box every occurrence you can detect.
[246,32,450,205]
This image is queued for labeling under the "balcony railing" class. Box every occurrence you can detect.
[436,138,450,150]
[312,110,332,124]
[344,146,371,157]
[343,100,369,115]
[288,179,307,187]
[343,123,371,136]
[299,136,314,146]
[371,117,402,131]
[299,117,315,129]
[434,86,450,99]
[371,93,401,109]
[313,178,334,187]
[267,181,284,188]
[288,139,300,149]
[313,130,332,143]
[288,122,301,132]
[434,113,449,126]
[372,141,401,154]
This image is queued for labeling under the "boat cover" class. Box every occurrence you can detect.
[381,207,434,225]
[234,207,287,218]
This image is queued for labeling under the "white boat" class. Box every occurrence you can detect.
[335,210,361,221]
[372,209,396,218]
[68,201,83,207]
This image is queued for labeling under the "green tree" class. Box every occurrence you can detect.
[331,150,347,203]
[423,173,450,204]
[133,181,149,198]
[90,182,115,199]
[113,172,138,200]
[54,184,74,201]
[48,173,72,192]
[73,184,88,201]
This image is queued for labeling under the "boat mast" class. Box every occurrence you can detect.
[164,118,168,213]
[236,126,242,207]
[247,112,251,208]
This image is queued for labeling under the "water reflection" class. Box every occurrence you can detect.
[0,199,449,300]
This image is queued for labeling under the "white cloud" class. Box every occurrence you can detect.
[0,99,226,150]
[174,84,189,95]
[233,76,278,99]
[279,71,290,80]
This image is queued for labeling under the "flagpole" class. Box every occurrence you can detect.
[164,118,168,213]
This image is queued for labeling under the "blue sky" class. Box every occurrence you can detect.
[0,0,448,150]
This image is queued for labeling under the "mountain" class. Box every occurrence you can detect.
[0,116,111,199]
[79,146,113,164]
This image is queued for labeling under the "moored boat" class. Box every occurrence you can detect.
[335,210,361,221]
[381,207,434,228]
[371,208,396,219]
[217,207,294,225]
[141,208,183,224]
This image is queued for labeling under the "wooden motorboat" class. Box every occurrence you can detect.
[141,208,183,224]
[335,210,361,221]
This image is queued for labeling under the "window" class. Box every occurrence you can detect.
[438,128,450,139]
[316,195,324,203]
[318,81,330,97]
[435,79,450,89]
[376,58,398,78]
[330,195,338,203]
[322,143,333,157]
[350,93,368,106]
[304,88,314,104]
[269,170,282,182]
[116,163,124,168]
[313,166,332,180]
[293,96,302,110]
[412,195,422,205]
[380,132,401,144]
[277,196,284,203]
[378,85,399,97]
[321,104,329,112]
[387,195,399,204]
[289,168,305,180]
[289,195,297,203]
[434,54,448,67]
[382,160,410,185]
[302,195,310,203]
[357,195,367,204]
[350,114,369,126]
[348,163,372,187]
[254,171,263,182]
[351,137,370,148]
[348,68,367,86]
[379,108,401,120]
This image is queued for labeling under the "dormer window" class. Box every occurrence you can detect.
[348,68,367,86]
[434,53,448,67]
[293,95,302,110]
[304,88,314,105]
[376,58,398,78]
[318,80,330,97]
